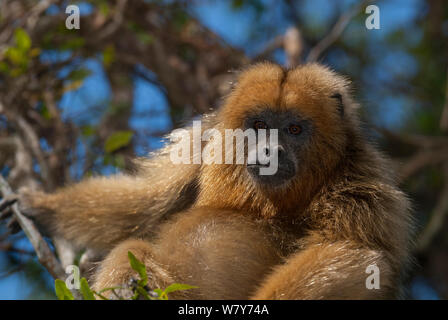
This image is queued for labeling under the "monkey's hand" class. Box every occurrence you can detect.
[14,187,55,235]
[92,239,181,300]
[1,186,52,234]
[0,191,20,233]
[103,278,159,300]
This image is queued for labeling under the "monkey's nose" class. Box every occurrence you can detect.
[264,145,285,158]
[263,147,270,156]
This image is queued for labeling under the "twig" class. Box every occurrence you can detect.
[15,115,54,190]
[415,67,448,252]
[0,242,35,256]
[252,26,303,68]
[0,175,65,280]
[283,27,303,67]
[97,0,128,40]
[0,99,54,190]
[440,67,448,131]
[26,0,59,30]
[253,35,284,62]
[306,0,370,62]
[417,164,448,252]
[398,148,448,183]
[376,126,448,148]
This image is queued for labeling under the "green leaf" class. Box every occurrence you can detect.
[81,125,95,137]
[99,2,110,16]
[136,287,151,300]
[40,104,52,120]
[127,251,148,286]
[153,288,168,300]
[10,67,24,77]
[104,131,133,153]
[232,0,244,9]
[163,283,198,294]
[97,286,124,294]
[113,154,126,169]
[103,153,125,169]
[136,33,153,45]
[173,10,189,29]
[60,37,85,50]
[15,28,31,51]
[93,292,110,300]
[5,47,27,66]
[103,45,115,67]
[0,61,9,74]
[55,279,75,300]
[153,288,163,299]
[29,47,41,58]
[68,68,92,82]
[80,278,95,300]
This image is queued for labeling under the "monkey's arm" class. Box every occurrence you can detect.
[16,113,218,251]
[20,158,199,251]
[251,238,394,300]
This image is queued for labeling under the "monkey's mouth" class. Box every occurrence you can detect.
[246,163,270,168]
[246,162,295,187]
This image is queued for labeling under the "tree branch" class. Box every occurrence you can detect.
[417,164,448,252]
[306,0,370,62]
[284,27,303,67]
[439,67,448,131]
[398,147,448,183]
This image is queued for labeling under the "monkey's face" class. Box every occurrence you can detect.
[243,109,313,187]
[218,62,352,193]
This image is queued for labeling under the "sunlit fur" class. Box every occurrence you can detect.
[21,62,414,299]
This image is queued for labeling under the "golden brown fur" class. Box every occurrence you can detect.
[19,62,414,299]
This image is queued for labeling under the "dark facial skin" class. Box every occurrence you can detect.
[243,109,313,187]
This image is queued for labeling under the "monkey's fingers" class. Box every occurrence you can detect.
[0,209,22,235]
[16,187,49,219]
[0,194,22,234]
[0,207,13,221]
[6,216,22,234]
[108,277,157,300]
[1,191,44,234]
[0,195,17,225]
[0,194,18,214]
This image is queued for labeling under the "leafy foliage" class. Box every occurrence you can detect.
[0,28,40,76]
[128,251,148,287]
[54,251,197,300]
[104,131,134,153]
[55,279,75,300]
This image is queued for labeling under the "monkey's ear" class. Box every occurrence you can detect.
[330,93,344,117]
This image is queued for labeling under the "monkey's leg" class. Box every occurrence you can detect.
[251,240,394,300]
[92,239,180,299]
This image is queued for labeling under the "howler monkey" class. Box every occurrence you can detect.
[12,63,414,299]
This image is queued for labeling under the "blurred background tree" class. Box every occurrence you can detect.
[0,0,447,299]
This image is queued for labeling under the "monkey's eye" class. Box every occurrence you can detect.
[288,124,302,135]
[253,120,268,130]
